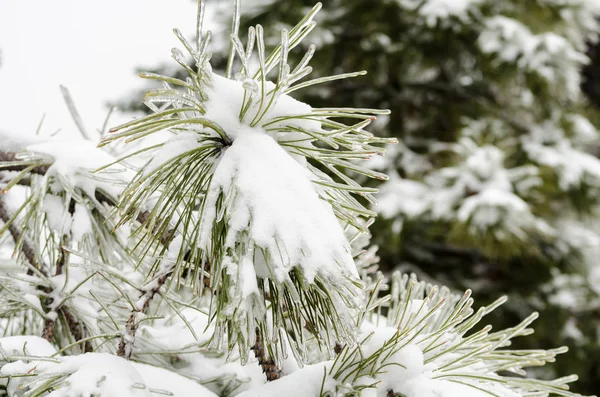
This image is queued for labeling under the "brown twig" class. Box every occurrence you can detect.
[116,270,173,359]
[41,318,55,342]
[252,328,281,382]
[116,311,138,358]
[62,308,93,352]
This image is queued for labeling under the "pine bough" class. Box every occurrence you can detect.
[0,1,592,397]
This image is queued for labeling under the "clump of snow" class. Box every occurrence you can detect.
[71,202,93,241]
[235,362,331,397]
[26,139,129,198]
[200,127,356,284]
[377,172,429,219]
[143,131,202,176]
[1,353,150,397]
[132,362,218,397]
[478,16,588,99]
[43,193,69,233]
[138,308,267,395]
[1,351,217,397]
[562,318,584,341]
[567,114,598,144]
[0,335,57,358]
[543,269,589,310]
[407,0,483,27]
[523,122,600,191]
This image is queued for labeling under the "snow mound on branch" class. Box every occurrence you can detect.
[200,127,356,283]
[138,308,266,396]
[236,362,330,397]
[132,362,218,397]
[237,325,520,397]
[0,335,56,357]
[0,350,216,397]
[26,139,128,198]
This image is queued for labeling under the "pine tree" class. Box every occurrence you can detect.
[0,2,596,397]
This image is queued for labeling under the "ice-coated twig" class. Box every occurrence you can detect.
[0,151,50,175]
[116,270,173,360]
[0,198,47,276]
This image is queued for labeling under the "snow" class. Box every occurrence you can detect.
[235,362,330,397]
[478,16,587,99]
[44,193,69,233]
[137,308,266,396]
[457,188,527,228]
[562,318,584,341]
[204,73,319,155]
[2,1,597,396]
[71,203,93,241]
[27,140,126,196]
[200,127,356,283]
[143,131,201,176]
[523,122,600,190]
[132,362,218,397]
[415,0,482,26]
[374,138,556,247]
[377,172,429,219]
[0,335,57,357]
[567,114,598,144]
[1,351,216,397]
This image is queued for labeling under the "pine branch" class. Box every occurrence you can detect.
[0,196,89,349]
[252,328,281,382]
[0,154,203,356]
[0,155,179,261]
[0,198,48,277]
[116,270,173,359]
[116,311,137,359]
[0,197,59,342]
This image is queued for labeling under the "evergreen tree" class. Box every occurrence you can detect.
[0,1,597,397]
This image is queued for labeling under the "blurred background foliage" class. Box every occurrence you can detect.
[121,1,600,394]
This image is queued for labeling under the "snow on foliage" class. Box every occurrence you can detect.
[0,1,596,397]
[479,16,588,100]
[0,337,217,397]
[97,1,395,365]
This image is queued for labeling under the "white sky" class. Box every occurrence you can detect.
[0,0,222,140]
